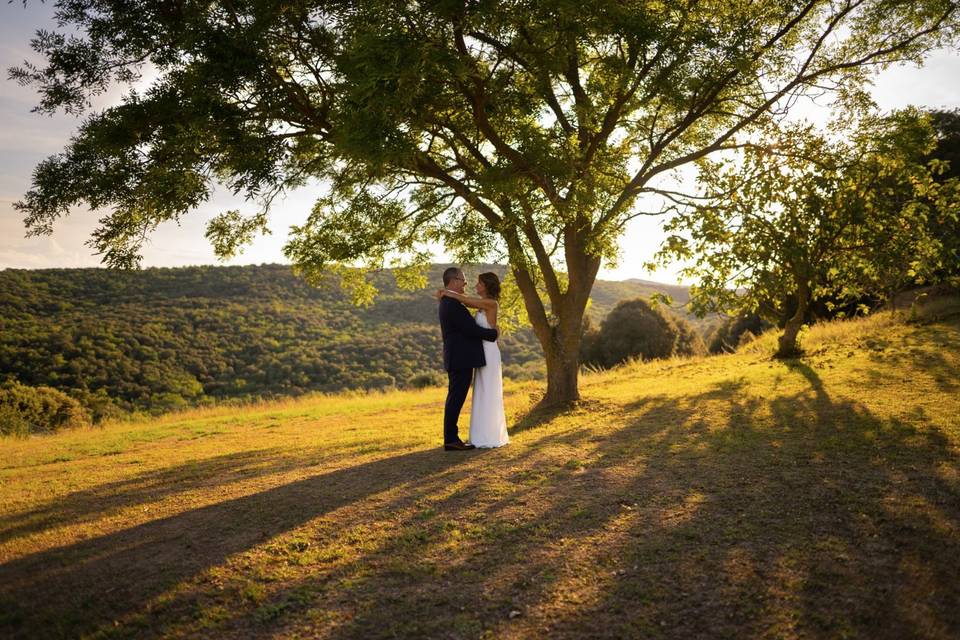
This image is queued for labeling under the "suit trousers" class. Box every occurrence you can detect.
[444,368,473,443]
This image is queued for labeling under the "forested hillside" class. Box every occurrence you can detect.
[0,264,690,419]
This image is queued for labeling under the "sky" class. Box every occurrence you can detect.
[1,3,959,284]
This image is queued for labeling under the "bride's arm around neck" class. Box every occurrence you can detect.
[441,289,498,311]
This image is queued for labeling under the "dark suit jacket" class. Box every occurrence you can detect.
[439,296,498,371]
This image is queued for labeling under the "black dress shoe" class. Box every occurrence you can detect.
[444,441,476,451]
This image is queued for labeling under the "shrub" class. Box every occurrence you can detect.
[0,405,32,438]
[674,315,708,357]
[360,372,396,391]
[707,314,771,354]
[0,381,91,435]
[580,298,705,368]
[407,372,444,389]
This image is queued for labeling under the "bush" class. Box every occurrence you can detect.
[0,405,32,438]
[674,315,708,357]
[580,298,705,368]
[359,372,396,391]
[0,381,91,436]
[407,372,444,389]
[707,314,771,354]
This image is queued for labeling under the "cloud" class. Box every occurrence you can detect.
[0,236,102,270]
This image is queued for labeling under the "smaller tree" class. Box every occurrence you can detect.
[580,298,704,368]
[659,109,958,357]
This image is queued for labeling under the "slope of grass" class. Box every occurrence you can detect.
[1,296,958,639]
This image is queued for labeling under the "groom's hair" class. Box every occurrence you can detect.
[442,267,462,286]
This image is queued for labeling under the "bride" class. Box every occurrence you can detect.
[436,272,509,448]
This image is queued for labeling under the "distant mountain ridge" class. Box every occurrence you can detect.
[589,277,693,319]
[0,263,692,419]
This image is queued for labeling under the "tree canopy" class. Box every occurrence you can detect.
[12,0,959,403]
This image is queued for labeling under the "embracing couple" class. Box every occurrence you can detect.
[435,267,509,451]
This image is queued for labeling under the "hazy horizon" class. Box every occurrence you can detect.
[0,260,695,288]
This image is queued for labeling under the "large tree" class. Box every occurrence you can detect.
[12,0,959,405]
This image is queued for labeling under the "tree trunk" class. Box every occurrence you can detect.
[777,281,809,358]
[513,282,588,408]
[540,340,580,407]
[540,292,589,407]
[508,245,598,409]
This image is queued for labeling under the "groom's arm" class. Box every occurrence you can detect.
[442,299,498,342]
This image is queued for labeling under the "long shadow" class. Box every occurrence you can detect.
[0,447,489,639]
[528,366,960,639]
[3,361,958,639]
[860,321,960,394]
[208,366,959,640]
[144,396,718,639]
[0,447,329,545]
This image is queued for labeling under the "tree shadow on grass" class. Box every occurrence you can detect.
[120,392,720,639]
[2,364,958,639]
[170,366,959,640]
[507,395,608,436]
[521,364,960,639]
[0,447,339,546]
[0,446,495,639]
[860,321,960,394]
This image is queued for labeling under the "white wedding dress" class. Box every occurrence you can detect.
[469,307,509,448]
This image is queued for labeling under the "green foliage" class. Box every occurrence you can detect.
[0,264,488,418]
[0,406,32,438]
[659,109,960,356]
[0,381,90,436]
[580,297,705,368]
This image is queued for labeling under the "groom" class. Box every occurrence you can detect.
[438,267,499,451]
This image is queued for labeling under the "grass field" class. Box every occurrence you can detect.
[1,295,959,639]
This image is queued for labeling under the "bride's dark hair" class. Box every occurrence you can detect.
[478,272,501,300]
